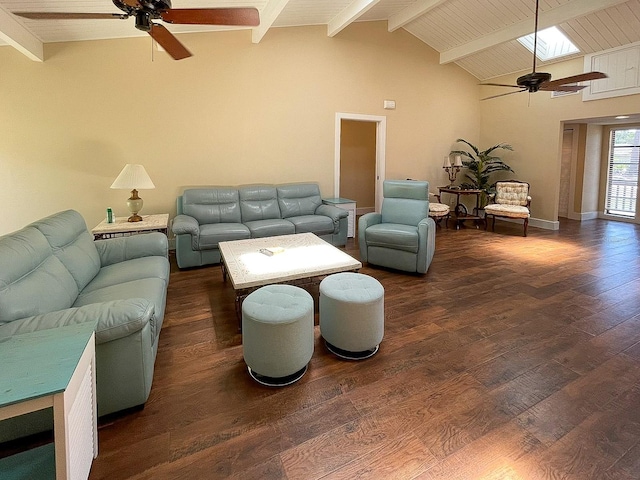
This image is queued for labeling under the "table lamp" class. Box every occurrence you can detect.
[110,164,155,222]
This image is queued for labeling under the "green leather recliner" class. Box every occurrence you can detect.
[358,180,436,274]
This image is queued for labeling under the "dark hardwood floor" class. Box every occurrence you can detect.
[7,218,640,479]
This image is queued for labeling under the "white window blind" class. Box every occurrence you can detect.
[605,128,640,217]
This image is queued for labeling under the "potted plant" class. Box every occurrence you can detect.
[450,138,514,206]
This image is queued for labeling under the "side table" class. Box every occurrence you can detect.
[438,187,483,229]
[322,198,356,238]
[92,213,169,240]
[0,322,98,480]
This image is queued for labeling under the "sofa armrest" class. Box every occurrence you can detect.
[0,299,155,344]
[315,204,348,222]
[95,232,168,267]
[172,214,199,236]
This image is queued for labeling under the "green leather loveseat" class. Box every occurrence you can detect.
[172,183,348,268]
[0,210,169,441]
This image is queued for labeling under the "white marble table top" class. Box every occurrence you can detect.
[92,213,169,234]
[219,233,362,290]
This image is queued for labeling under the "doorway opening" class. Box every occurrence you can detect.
[334,113,386,213]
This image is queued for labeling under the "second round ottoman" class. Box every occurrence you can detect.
[242,284,314,386]
[319,272,384,360]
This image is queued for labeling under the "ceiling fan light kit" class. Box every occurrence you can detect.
[13,0,260,61]
[480,0,607,101]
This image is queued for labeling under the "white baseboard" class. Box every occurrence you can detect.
[567,211,598,221]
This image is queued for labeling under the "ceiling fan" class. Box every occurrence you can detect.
[13,0,260,60]
[481,0,606,100]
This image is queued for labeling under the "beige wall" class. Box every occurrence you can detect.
[479,57,640,224]
[339,119,376,209]
[0,21,480,235]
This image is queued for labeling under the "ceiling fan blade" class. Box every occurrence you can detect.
[160,7,259,26]
[480,83,522,88]
[482,89,527,101]
[14,11,128,20]
[149,24,191,60]
[541,72,608,90]
[539,84,586,92]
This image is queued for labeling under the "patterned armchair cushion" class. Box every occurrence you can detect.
[429,203,450,216]
[494,182,530,206]
[483,204,530,218]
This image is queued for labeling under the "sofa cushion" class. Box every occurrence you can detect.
[183,188,242,225]
[29,209,101,292]
[364,223,419,253]
[239,185,282,222]
[277,183,323,218]
[74,277,167,340]
[287,215,334,235]
[82,256,169,294]
[0,227,78,325]
[198,223,250,249]
[244,219,295,238]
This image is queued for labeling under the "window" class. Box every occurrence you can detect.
[605,128,640,218]
[518,26,579,61]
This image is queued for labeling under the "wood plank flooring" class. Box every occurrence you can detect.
[5,218,640,479]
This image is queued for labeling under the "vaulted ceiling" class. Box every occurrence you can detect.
[1,0,639,80]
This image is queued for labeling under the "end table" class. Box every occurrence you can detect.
[92,213,169,240]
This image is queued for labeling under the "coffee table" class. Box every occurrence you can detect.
[218,233,362,330]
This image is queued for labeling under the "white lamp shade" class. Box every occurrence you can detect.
[110,164,155,190]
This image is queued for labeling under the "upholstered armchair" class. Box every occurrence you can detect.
[358,180,436,274]
[428,192,450,228]
[484,180,531,236]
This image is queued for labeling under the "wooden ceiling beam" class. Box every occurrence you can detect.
[0,4,43,61]
[327,0,382,37]
[440,0,629,64]
[252,0,291,44]
[388,0,448,32]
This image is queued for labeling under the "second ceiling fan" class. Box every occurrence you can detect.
[14,0,260,60]
[481,0,607,100]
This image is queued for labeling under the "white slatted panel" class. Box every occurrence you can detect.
[358,0,414,22]
[68,363,95,480]
[273,0,352,27]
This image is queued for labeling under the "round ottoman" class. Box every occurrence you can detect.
[319,272,384,360]
[242,284,314,386]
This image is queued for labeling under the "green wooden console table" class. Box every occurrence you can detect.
[0,322,98,480]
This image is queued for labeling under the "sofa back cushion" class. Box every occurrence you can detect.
[381,180,429,226]
[30,210,101,292]
[239,185,282,222]
[182,188,242,225]
[0,227,79,325]
[277,183,322,219]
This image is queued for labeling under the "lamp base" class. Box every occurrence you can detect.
[126,190,144,222]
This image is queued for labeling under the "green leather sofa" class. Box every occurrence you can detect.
[0,210,169,441]
[172,183,348,268]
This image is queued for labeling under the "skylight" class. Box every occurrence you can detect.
[518,26,579,61]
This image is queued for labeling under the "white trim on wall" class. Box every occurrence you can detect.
[334,112,386,212]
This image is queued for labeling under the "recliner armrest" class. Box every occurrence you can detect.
[95,232,168,267]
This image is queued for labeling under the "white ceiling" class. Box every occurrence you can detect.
[1,0,639,80]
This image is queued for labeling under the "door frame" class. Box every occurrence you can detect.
[334,112,386,212]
